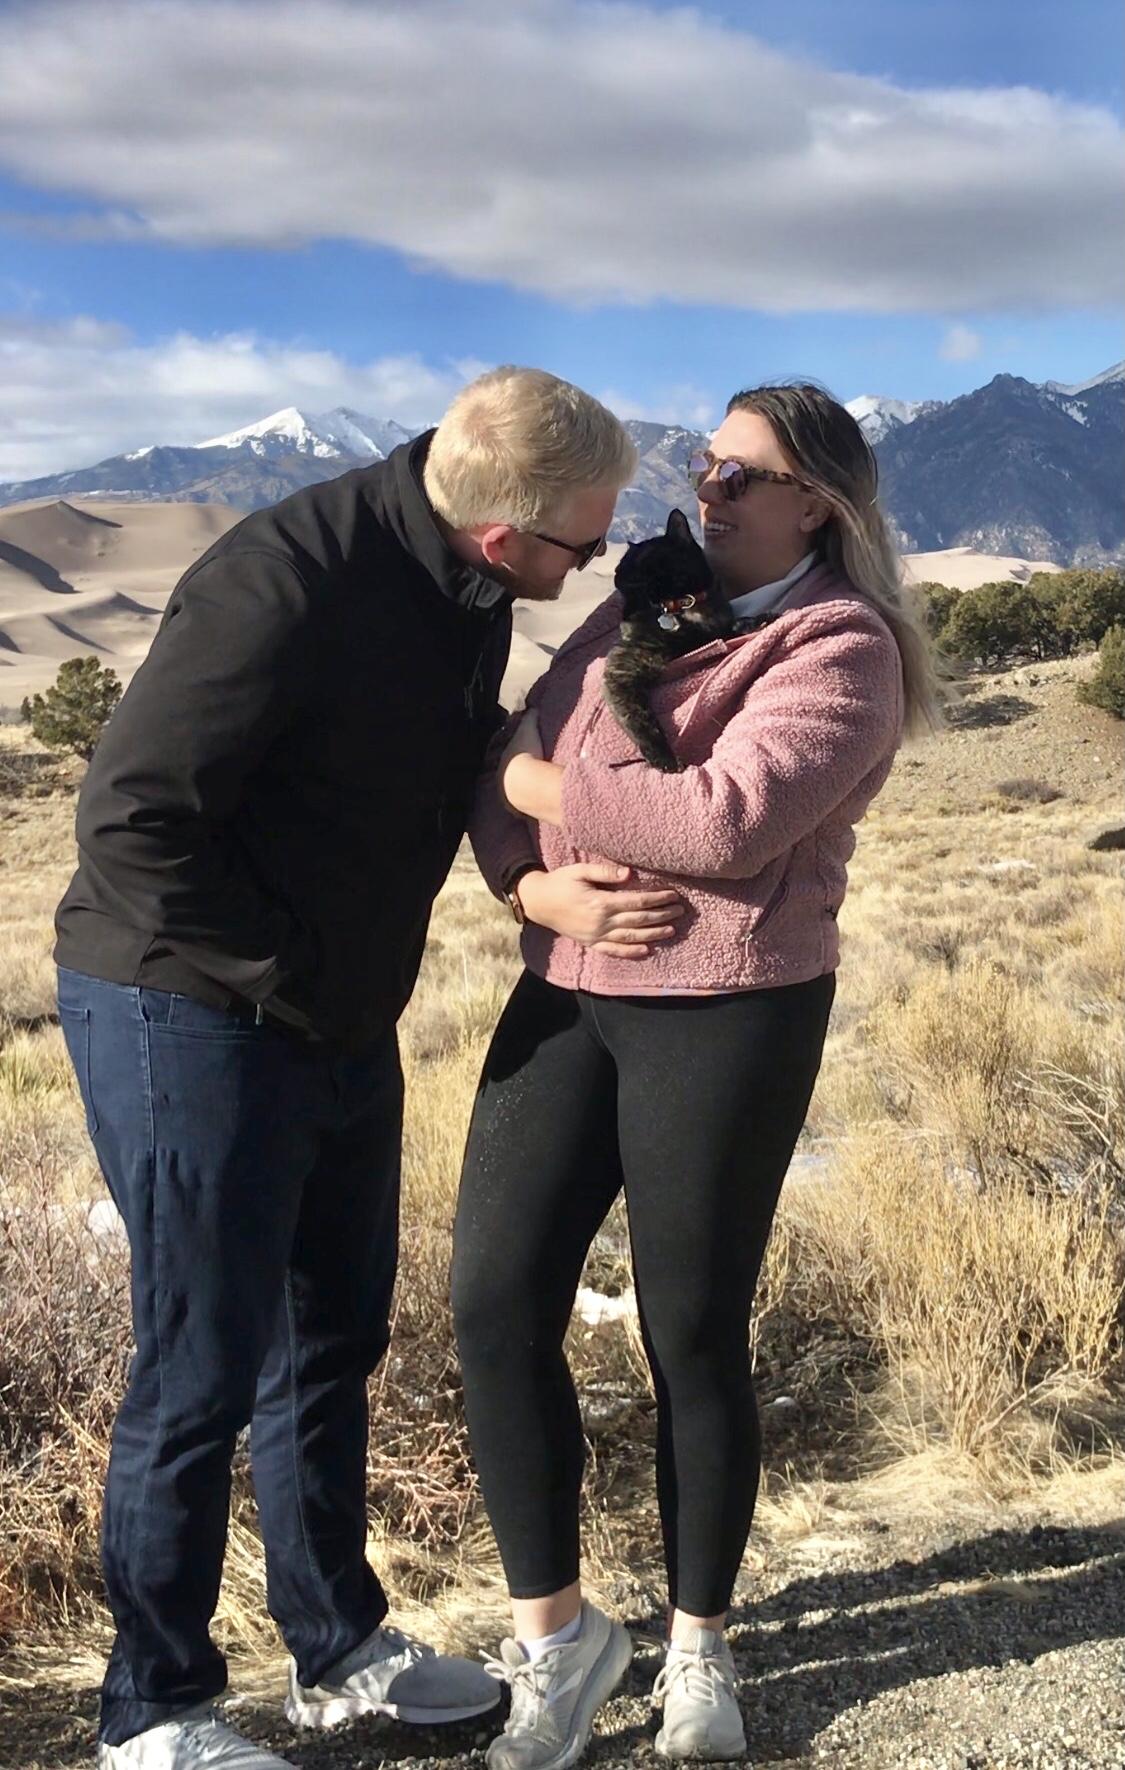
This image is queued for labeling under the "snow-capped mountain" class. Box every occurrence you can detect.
[845,394,942,444]
[1045,362,1125,397]
[876,366,1124,563]
[198,406,419,461]
[1,364,1121,562]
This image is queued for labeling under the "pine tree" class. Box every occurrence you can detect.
[1078,625,1125,719]
[21,656,123,761]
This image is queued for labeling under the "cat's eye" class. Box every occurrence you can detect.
[687,451,807,499]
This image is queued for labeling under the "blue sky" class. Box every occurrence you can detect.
[0,0,1121,481]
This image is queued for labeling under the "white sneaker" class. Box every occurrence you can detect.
[483,1600,633,1770]
[96,1704,296,1767]
[285,1621,502,1728]
[653,1629,746,1760]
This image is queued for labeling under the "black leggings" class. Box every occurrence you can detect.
[451,968,835,1618]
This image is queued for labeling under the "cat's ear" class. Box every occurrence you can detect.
[665,508,693,543]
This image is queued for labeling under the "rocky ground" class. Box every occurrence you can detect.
[6,1494,1122,1770]
[876,653,1123,821]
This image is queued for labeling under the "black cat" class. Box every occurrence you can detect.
[603,508,735,773]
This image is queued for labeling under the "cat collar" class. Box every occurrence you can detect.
[656,593,701,630]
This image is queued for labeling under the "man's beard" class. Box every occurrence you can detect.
[487,562,566,602]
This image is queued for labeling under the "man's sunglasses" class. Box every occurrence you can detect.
[526,529,608,571]
[687,450,808,499]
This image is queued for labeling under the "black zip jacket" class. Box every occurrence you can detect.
[53,435,513,1051]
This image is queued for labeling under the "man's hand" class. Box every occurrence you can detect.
[515,864,684,959]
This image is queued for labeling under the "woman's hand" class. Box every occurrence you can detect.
[500,710,564,825]
[515,864,685,959]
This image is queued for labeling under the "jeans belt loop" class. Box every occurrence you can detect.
[255,1003,264,1026]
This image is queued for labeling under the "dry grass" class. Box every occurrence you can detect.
[0,697,1122,1664]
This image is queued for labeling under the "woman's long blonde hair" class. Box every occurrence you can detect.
[725,383,945,736]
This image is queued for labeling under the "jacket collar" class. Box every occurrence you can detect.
[371,430,510,615]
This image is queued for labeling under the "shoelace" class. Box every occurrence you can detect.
[653,1648,736,1710]
[371,1625,432,1670]
[480,1653,562,1738]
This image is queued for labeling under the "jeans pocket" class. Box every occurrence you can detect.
[58,1003,99,1137]
[145,990,260,1039]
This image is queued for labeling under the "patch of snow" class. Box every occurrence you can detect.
[315,407,417,458]
[87,1198,127,1244]
[198,407,342,458]
[574,1286,637,1326]
[125,445,155,460]
[1045,361,1125,396]
[846,394,933,443]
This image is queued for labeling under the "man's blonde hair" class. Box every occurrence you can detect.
[424,366,637,531]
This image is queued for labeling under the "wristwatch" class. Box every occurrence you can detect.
[502,863,541,925]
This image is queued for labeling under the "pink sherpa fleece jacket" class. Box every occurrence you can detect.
[469,561,904,994]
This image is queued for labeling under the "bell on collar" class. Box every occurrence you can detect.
[657,611,680,631]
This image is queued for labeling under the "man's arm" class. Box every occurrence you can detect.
[74,548,322,1007]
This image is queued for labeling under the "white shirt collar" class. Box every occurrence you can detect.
[727,551,817,621]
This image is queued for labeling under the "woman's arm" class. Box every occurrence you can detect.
[514,864,684,958]
[467,592,622,895]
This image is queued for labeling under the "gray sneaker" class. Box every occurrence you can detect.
[653,1629,746,1760]
[96,1704,296,1767]
[284,1622,502,1728]
[483,1600,633,1770]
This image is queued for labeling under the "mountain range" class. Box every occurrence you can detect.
[2,363,1121,565]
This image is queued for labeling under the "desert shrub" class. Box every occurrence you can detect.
[21,657,122,763]
[993,778,1063,804]
[1078,625,1125,718]
[778,1128,1124,1462]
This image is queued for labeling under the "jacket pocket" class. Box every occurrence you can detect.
[747,876,790,937]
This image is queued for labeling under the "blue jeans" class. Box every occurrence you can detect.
[57,968,401,1746]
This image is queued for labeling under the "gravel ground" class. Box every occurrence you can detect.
[874,654,1124,821]
[5,1510,1122,1769]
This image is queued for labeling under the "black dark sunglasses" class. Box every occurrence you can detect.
[526,529,608,571]
[687,450,808,499]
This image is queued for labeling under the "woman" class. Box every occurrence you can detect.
[453,384,941,1770]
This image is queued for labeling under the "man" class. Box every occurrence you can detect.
[54,366,638,1768]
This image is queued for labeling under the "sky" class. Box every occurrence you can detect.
[0,0,1122,483]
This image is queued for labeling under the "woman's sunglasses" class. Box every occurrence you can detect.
[687,450,808,500]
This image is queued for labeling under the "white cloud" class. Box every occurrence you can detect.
[0,0,1120,313]
[940,324,984,362]
[598,384,717,429]
[0,315,486,481]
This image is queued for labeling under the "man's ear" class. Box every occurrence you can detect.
[665,507,693,542]
[477,522,517,569]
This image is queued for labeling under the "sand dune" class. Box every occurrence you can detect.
[0,589,166,660]
[0,498,1070,718]
[902,547,1062,591]
[0,498,242,714]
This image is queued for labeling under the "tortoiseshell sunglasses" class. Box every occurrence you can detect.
[687,450,809,499]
